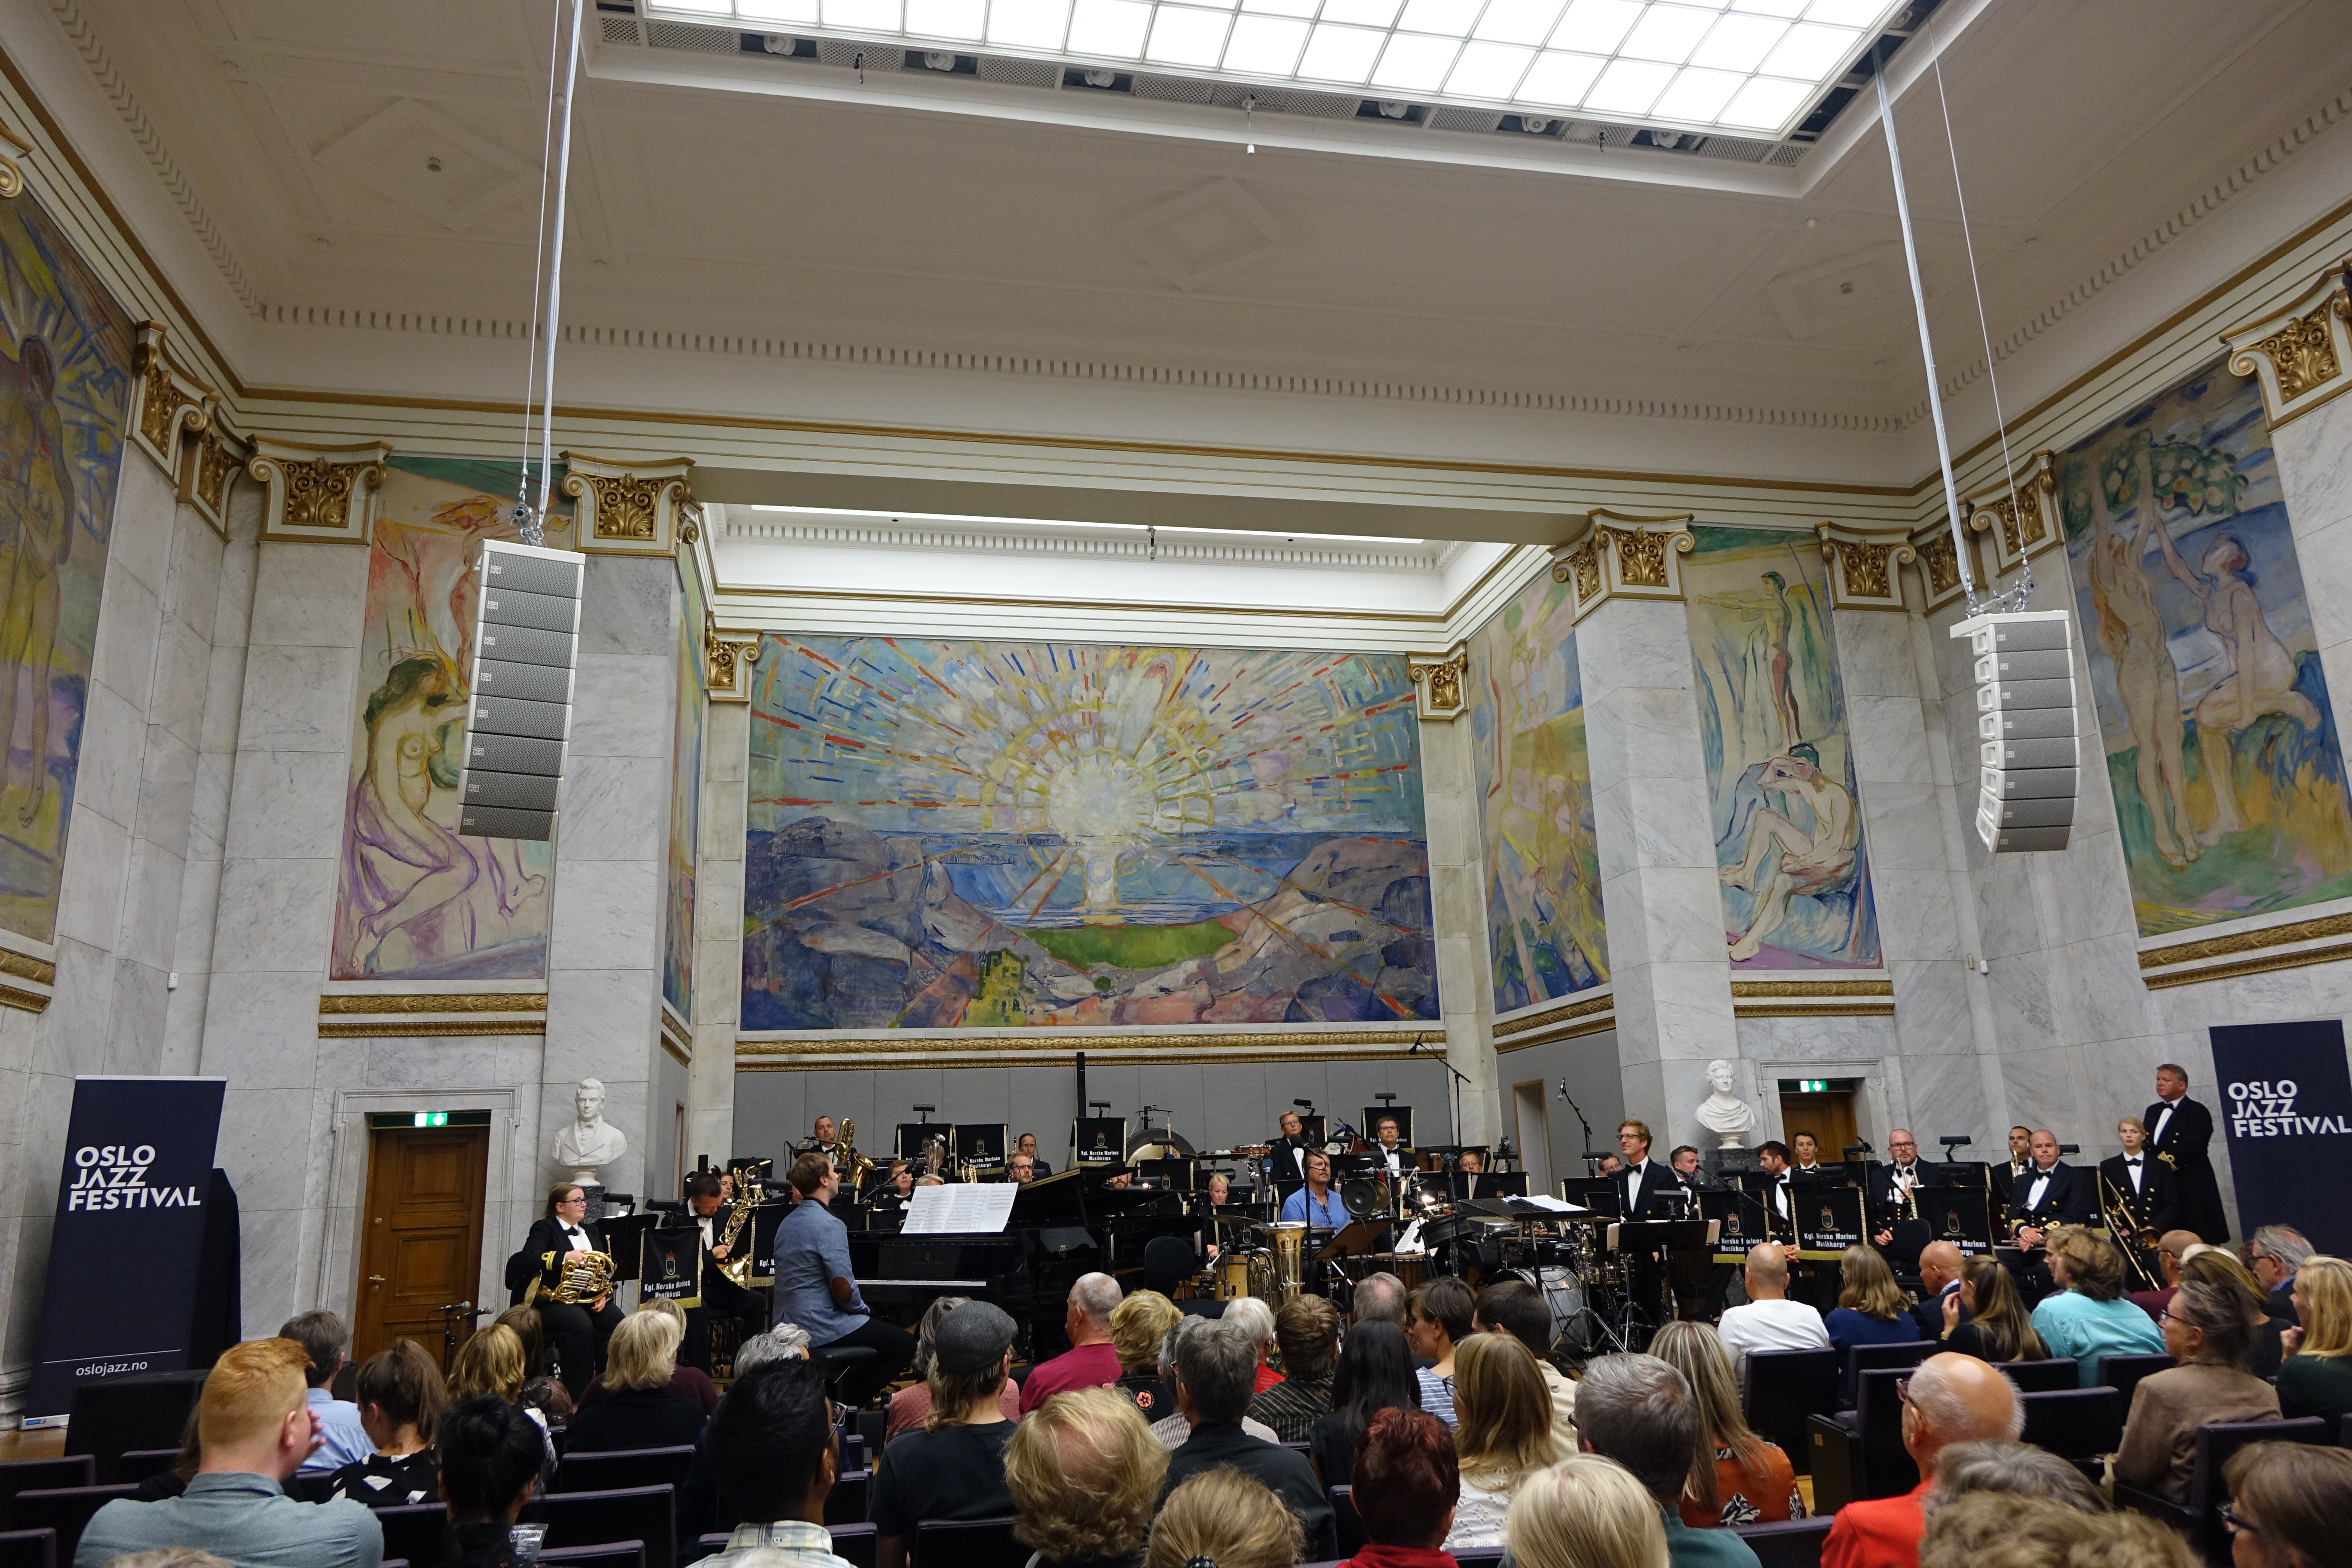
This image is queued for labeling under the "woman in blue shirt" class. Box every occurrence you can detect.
[1280,1151,1348,1228]
[2030,1226,2164,1386]
[1825,1244,1918,1401]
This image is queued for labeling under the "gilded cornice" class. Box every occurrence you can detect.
[560,451,694,558]
[1550,510,1696,622]
[1727,979,1894,997]
[0,948,57,986]
[1731,1000,1897,1017]
[1814,523,1916,612]
[1492,990,1614,1039]
[248,438,390,545]
[2223,257,2352,429]
[0,982,49,1014]
[1494,1010,1617,1052]
[738,1027,1441,1061]
[660,1006,692,1068]
[2138,909,2352,989]
[318,1020,548,1038]
[1406,646,1468,722]
[1963,451,2060,576]
[706,628,762,702]
[0,119,27,199]
[128,322,211,478]
[1728,977,1894,1017]
[318,992,548,1014]
[1907,518,1981,613]
[180,401,250,540]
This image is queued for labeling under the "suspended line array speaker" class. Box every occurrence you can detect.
[453,541,585,842]
[1954,609,2077,853]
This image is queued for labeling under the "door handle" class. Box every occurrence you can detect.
[367,1275,386,1292]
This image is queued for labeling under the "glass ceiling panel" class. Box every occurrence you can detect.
[643,0,1907,139]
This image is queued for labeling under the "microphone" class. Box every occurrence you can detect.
[1293,1099,1315,1110]
[2058,1143,2081,1157]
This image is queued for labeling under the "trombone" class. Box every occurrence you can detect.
[2097,1168,2163,1293]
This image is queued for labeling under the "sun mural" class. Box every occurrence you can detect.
[741,637,1437,1031]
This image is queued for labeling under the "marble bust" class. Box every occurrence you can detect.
[1694,1058,1759,1148]
[553,1077,628,1182]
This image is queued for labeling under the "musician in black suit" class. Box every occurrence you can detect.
[2099,1115,2180,1238]
[1014,1132,1053,1178]
[1273,1112,1317,1182]
[1668,1144,1711,1195]
[2000,1125,2034,1189]
[2007,1130,2095,1247]
[512,1182,621,1398]
[1614,1120,1683,1219]
[681,1170,769,1373]
[2145,1063,2228,1243]
[1867,1128,1935,1274]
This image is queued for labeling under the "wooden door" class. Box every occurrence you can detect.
[1777,1090,1861,1164]
[354,1126,490,1366]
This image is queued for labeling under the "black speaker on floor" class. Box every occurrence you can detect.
[455,541,586,842]
[1955,609,2078,853]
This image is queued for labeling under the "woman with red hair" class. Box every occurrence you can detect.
[1338,1406,1461,1568]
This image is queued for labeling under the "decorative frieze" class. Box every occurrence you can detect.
[2223,257,2352,429]
[1908,518,1982,612]
[248,438,391,545]
[705,628,762,701]
[126,323,210,477]
[1964,450,2061,576]
[1549,509,1697,621]
[561,451,694,557]
[1406,645,1469,721]
[1814,522,1917,612]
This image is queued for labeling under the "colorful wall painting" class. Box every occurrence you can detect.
[1684,527,1882,970]
[330,459,573,979]
[741,637,1436,1031]
[2059,362,2352,935]
[0,192,132,943]
[662,550,704,1016]
[1463,567,1606,1015]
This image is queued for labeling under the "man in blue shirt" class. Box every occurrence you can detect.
[281,1309,373,1474]
[1279,1151,1347,1229]
[771,1152,915,1407]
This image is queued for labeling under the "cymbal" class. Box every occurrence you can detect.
[1125,1128,1197,1161]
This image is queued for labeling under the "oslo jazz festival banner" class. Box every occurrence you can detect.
[2210,1020,2352,1259]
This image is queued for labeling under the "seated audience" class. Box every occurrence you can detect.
[2181,1245,2290,1378]
[281,1310,374,1476]
[1476,1278,1577,1441]
[1340,1407,1458,1568]
[1504,1453,1671,1568]
[1923,1440,2104,1515]
[1826,1243,1919,1396]
[2027,1226,2163,1386]
[1159,1318,1336,1561]
[2277,1253,2352,1423]
[327,1338,447,1510]
[447,1324,527,1407]
[1225,1297,1286,1394]
[1145,1469,1302,1568]
[490,1307,547,1382]
[1572,1352,1760,1568]
[1443,1332,1563,1552]
[1647,1321,1801,1528]
[2113,1279,2278,1503]
[1306,1319,1420,1487]
[2128,1228,2202,1321]
[1008,1387,1168,1568]
[76,1337,385,1568]
[1820,1353,2021,1568]
[576,1311,719,1415]
[1405,1277,1474,1426]
[677,1326,820,1550]
[1352,1271,1409,1329]
[1909,1243,1966,1340]
[888,1295,1023,1440]
[432,1395,548,1568]
[1109,1290,1182,1424]
[1146,1317,1280,1451]
[2221,1441,2352,1568]
[2249,1224,2313,1324]
[1939,1257,2045,1363]
[700,1357,852,1568]
[1916,1492,2195,1568]
[1714,1244,1830,1382]
[563,1309,710,1453]
[1250,1295,1339,1441]
[1024,1273,1127,1412]
[870,1299,1022,1568]
[136,1409,202,1502]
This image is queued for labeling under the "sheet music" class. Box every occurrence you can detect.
[902,1183,1020,1235]
[1513,1194,1585,1213]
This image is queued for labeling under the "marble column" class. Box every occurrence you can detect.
[689,631,756,1167]
[1407,651,1496,1143]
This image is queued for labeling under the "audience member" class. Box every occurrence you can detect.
[1819,1353,2021,1568]
[1023,1274,1127,1412]
[1443,1333,1563,1552]
[1225,1297,1286,1394]
[1109,1290,1182,1424]
[870,1299,1021,1568]
[1339,1407,1458,1568]
[888,1295,1023,1440]
[2114,1279,2278,1502]
[1145,1469,1302,1568]
[1504,1454,1670,1568]
[1923,1441,2104,1515]
[1146,1317,1280,1451]
[2250,1225,2313,1324]
[89,1553,234,1568]
[2277,1253,2352,1423]
[1352,1271,1409,1329]
[563,1310,709,1453]
[76,1337,384,1568]
[515,1376,571,1436]
[1939,1256,2046,1363]
[1572,1352,1759,1568]
[489,1308,547,1382]
[2128,1228,2202,1321]
[1405,1277,1473,1426]
[1007,1388,1167,1568]
[447,1325,527,1407]
[1475,1279,1577,1441]
[676,1326,819,1551]
[1306,1319,1420,1487]
[1909,1243,1966,1340]
[2221,1441,2352,1568]
[2182,1246,2290,1378]
[2027,1227,2163,1385]
[1159,1318,1336,1560]
[136,1409,202,1501]
[1827,1244,1920,1398]
[1250,1295,1339,1441]
[280,1310,374,1475]
[576,1310,719,1415]
[700,1358,852,1568]
[432,1395,547,1568]
[327,1339,447,1510]
[1714,1244,1829,1382]
[1915,1492,2195,1568]
[1647,1321,1801,1528]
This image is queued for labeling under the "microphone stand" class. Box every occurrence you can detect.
[1557,1083,1601,1175]
[1409,1034,1471,1146]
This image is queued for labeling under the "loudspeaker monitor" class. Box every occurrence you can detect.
[453,541,585,842]
[1952,609,2078,854]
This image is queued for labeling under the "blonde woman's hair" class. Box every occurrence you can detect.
[2293,1256,2352,1358]
[1504,1455,1669,1568]
[1646,1320,1770,1511]
[1110,1291,1183,1376]
[1147,1468,1301,1568]
[1838,1244,1912,1320]
[1008,1388,1169,1564]
[2048,1227,2126,1302]
[1452,1333,1560,1488]
[448,1324,526,1405]
[638,1297,687,1329]
[603,1310,684,1392]
[2116,1117,2147,1139]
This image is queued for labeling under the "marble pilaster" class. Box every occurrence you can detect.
[1417,710,1495,1143]
[688,676,751,1169]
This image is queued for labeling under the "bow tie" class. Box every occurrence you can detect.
[564,1225,579,1237]
[2125,1157,2142,1165]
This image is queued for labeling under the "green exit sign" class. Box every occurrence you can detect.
[413,1112,448,1128]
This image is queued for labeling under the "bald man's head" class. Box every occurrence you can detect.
[1903,1353,2022,1466]
[2157,1229,2201,1284]
[1918,1241,1964,1294]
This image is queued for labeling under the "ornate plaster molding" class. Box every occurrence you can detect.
[706,628,762,701]
[2223,256,2352,430]
[560,451,694,557]
[1963,450,2060,576]
[1907,518,1982,612]
[180,398,249,539]
[0,121,28,199]
[660,1006,693,1067]
[318,992,548,1014]
[248,439,390,545]
[1814,522,1917,612]
[1406,645,1469,721]
[127,323,210,477]
[1549,509,1695,621]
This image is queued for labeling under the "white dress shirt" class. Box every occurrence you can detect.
[1717,1298,1831,1380]
[2024,1165,2055,1211]
[2151,1097,2180,1147]
[1623,1158,1652,1216]
[559,1223,590,1253]
[2122,1155,2147,1194]
[1374,1141,1406,1176]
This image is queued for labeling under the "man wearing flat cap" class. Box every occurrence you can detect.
[869,1299,1021,1568]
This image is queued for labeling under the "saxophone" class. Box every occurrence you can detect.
[716,1171,762,1287]
[839,1118,876,1196]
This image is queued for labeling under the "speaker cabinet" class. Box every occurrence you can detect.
[1953,609,2077,853]
[453,541,585,842]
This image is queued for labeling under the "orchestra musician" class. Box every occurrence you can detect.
[2007,1130,2095,1248]
[868,1161,914,1213]
[2100,1116,2180,1238]
[1455,1148,1501,1202]
[1668,1145,1707,1194]
[1279,1150,1348,1228]
[1596,1154,1623,1176]
[1369,1116,1410,1178]
[1867,1128,1932,1273]
[683,1171,769,1372]
[2001,1125,2034,1187]
[1274,1112,1316,1181]
[1755,1141,1795,1227]
[795,1116,843,1166]
[1790,1131,1823,1176]
[770,1152,915,1407]
[1015,1132,1053,1177]
[515,1183,620,1398]
[1008,1153,1037,1185]
[2145,1064,2228,1243]
[1615,1120,1680,1219]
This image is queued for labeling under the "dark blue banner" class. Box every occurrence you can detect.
[26,1077,226,1422]
[2210,1019,2352,1259]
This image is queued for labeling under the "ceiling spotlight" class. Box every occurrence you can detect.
[762,33,800,54]
[1521,116,1551,133]
[1084,67,1118,87]
[1377,100,1411,119]
[924,50,957,70]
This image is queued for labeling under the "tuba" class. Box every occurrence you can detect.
[544,1247,615,1305]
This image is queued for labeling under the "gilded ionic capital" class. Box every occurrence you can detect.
[1814,522,1916,612]
[128,323,211,478]
[1907,518,1981,612]
[181,399,251,539]
[1963,450,2059,575]
[1405,644,1469,722]
[706,627,762,702]
[1547,509,1695,620]
[0,122,29,200]
[2223,257,2352,429]
[248,438,392,545]
[560,451,694,557]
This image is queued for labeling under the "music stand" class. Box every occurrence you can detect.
[956,1124,1007,1173]
[639,1224,704,1308]
[598,1211,663,1292]
[1794,1187,1866,1260]
[1701,1189,1769,1262]
[896,1122,946,1161]
[1316,1217,1390,1263]
[1915,1187,1996,1256]
[1558,1177,1624,1219]
[1072,1118,1126,1166]
[744,1199,792,1283]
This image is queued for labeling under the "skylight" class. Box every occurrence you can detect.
[643,0,1905,138]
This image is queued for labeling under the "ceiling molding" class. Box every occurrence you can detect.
[720,512,1449,574]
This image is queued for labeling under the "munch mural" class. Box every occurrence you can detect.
[663,550,705,1015]
[330,459,573,980]
[741,637,1436,1031]
[2061,363,2352,935]
[1464,567,1606,1015]
[0,193,132,943]
[1685,527,1882,970]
